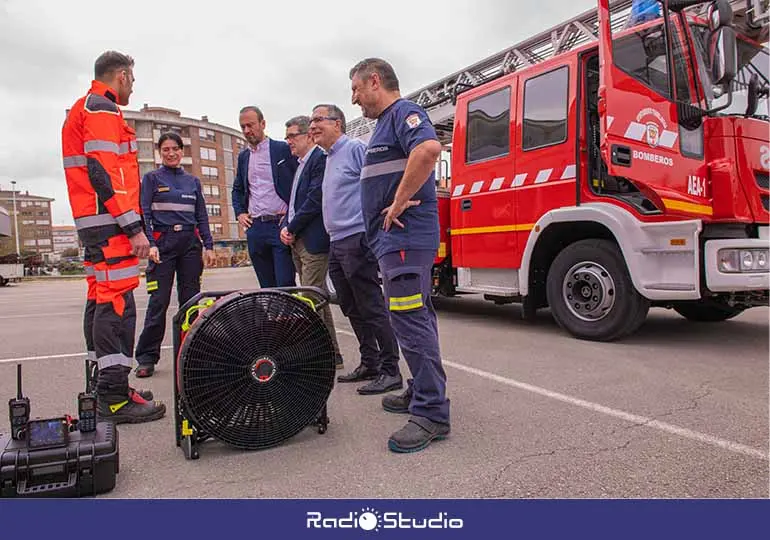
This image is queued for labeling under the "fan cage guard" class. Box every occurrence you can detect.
[176,290,336,451]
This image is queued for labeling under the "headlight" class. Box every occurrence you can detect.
[718,248,770,273]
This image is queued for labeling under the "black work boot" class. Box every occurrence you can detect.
[357,372,403,395]
[388,415,450,453]
[129,387,154,401]
[337,364,378,383]
[97,391,166,424]
[382,384,413,414]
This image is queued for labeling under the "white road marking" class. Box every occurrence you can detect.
[0,346,173,365]
[4,327,764,461]
[338,329,767,460]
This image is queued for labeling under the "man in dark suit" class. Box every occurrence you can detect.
[280,115,343,368]
[232,105,298,287]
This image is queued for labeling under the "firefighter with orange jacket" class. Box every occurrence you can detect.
[62,51,166,424]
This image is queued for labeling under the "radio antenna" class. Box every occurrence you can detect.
[16,363,23,400]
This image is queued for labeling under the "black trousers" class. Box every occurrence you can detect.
[328,232,400,375]
[135,231,203,366]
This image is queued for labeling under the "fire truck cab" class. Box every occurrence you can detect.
[434,0,769,341]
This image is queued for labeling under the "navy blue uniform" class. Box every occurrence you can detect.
[135,165,214,368]
[361,99,449,425]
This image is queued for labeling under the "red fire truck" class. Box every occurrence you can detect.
[350,0,769,341]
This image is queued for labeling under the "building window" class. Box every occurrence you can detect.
[466,86,511,163]
[200,147,217,161]
[202,184,220,197]
[36,220,50,225]
[24,240,36,247]
[38,239,51,246]
[222,134,232,148]
[199,128,216,142]
[201,166,219,179]
[212,223,224,235]
[522,66,569,151]
[206,204,221,217]
[155,124,184,136]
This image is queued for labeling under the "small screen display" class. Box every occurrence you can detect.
[80,400,95,411]
[12,406,27,417]
[27,419,67,449]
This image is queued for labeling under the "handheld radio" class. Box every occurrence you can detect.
[77,360,97,433]
[8,364,30,440]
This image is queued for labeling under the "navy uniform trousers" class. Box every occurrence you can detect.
[135,229,203,367]
[379,249,450,425]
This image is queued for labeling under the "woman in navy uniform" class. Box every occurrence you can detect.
[134,132,216,377]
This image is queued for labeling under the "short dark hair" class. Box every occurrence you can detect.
[157,132,183,150]
[285,115,310,133]
[312,104,347,134]
[94,51,134,80]
[349,58,400,91]
[240,105,264,122]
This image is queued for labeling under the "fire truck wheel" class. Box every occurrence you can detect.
[546,239,650,342]
[672,301,744,322]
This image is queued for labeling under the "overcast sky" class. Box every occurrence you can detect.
[0,0,594,225]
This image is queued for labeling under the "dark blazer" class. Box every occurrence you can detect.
[285,146,330,254]
[231,138,298,217]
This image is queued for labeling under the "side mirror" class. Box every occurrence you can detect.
[707,0,734,31]
[746,73,760,117]
[709,26,738,86]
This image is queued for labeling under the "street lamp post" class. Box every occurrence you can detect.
[10,180,20,258]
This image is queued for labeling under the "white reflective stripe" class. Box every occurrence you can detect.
[511,174,527,188]
[75,214,118,230]
[561,165,577,180]
[360,158,408,180]
[470,181,484,194]
[607,116,615,129]
[97,353,132,369]
[63,155,87,168]
[534,169,553,184]
[84,265,95,276]
[129,140,137,152]
[116,210,141,228]
[658,130,678,149]
[452,185,465,197]
[118,142,130,154]
[624,122,646,141]
[151,202,196,212]
[490,177,505,191]
[87,351,96,361]
[94,265,140,282]
[84,140,120,154]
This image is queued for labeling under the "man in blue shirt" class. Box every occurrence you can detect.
[350,58,450,453]
[308,103,402,395]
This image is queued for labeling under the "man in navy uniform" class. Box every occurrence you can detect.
[232,105,298,288]
[349,58,450,452]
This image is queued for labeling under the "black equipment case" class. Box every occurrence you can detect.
[0,422,119,498]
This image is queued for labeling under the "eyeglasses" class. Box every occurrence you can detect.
[309,116,339,124]
[284,132,308,141]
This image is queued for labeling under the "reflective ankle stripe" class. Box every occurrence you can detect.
[97,353,132,369]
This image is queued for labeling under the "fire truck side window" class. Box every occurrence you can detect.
[522,66,569,151]
[466,86,511,163]
[613,24,670,98]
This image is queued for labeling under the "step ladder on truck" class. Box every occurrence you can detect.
[349,0,769,341]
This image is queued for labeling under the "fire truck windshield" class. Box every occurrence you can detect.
[691,24,769,120]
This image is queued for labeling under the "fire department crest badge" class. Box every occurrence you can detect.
[405,113,422,129]
[645,122,660,148]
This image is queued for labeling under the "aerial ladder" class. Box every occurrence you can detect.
[347,0,768,147]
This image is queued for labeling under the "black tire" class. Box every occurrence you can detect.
[0,277,7,287]
[673,301,744,322]
[546,239,650,342]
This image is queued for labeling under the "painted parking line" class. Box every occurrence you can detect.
[337,328,767,461]
[0,346,173,365]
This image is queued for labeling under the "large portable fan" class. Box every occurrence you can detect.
[171,287,336,460]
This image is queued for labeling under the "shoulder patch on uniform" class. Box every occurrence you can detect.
[84,93,119,114]
[405,113,422,129]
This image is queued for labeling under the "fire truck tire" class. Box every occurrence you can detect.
[672,302,744,322]
[546,239,650,342]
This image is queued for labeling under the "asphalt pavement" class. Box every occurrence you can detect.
[0,267,767,498]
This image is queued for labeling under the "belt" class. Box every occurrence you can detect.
[252,214,284,223]
[154,224,196,232]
